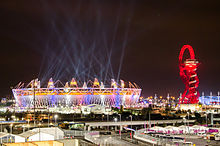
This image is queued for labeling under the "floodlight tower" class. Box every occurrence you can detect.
[179,45,200,104]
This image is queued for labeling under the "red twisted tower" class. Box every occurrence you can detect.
[179,45,200,104]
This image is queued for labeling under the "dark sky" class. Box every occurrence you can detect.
[1,0,220,98]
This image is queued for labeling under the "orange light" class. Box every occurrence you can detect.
[120,80,125,88]
[94,78,100,86]
[70,81,77,86]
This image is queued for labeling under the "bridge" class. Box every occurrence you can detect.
[0,120,26,125]
[85,119,195,131]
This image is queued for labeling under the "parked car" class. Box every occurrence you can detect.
[100,131,111,135]
[64,135,74,139]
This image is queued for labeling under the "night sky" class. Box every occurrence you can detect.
[1,1,220,98]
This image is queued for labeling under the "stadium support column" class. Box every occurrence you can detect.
[48,104,49,127]
[101,95,104,106]
[115,89,120,107]
[122,94,125,107]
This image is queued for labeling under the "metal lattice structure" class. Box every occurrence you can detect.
[179,45,200,104]
[12,78,141,108]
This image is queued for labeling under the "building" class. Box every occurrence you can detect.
[4,139,83,146]
[19,131,54,142]
[199,92,220,105]
[19,127,64,142]
[0,132,25,144]
[4,140,64,146]
[81,104,112,115]
[12,78,141,109]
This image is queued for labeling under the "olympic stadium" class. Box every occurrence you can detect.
[12,78,141,109]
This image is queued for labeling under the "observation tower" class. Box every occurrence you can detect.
[12,78,141,109]
[179,45,200,104]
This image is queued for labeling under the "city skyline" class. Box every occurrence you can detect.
[1,1,220,98]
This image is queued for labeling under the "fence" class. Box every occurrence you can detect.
[63,130,86,137]
[84,131,100,145]
[134,129,193,146]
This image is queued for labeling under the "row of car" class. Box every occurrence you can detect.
[143,132,194,146]
[203,132,220,141]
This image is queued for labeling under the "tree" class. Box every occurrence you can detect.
[165,104,171,115]
[187,109,192,114]
[175,121,179,126]
[89,112,95,119]
[195,112,203,124]
[119,105,124,114]
[162,123,167,127]
[121,111,131,121]
[141,105,152,120]
[176,109,182,114]
[181,121,184,126]
[216,122,219,127]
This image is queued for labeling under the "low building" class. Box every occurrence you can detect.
[19,131,54,142]
[4,140,64,146]
[0,132,25,144]
[179,104,200,112]
[19,127,64,142]
[81,104,112,115]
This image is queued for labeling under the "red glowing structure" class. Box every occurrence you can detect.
[179,45,200,104]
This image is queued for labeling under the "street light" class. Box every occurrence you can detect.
[187,112,190,134]
[27,124,30,131]
[54,115,58,126]
[119,114,121,139]
[22,125,25,133]
[183,117,186,126]
[187,112,190,126]
[10,124,13,134]
[114,117,118,134]
[130,115,133,130]
[107,114,109,131]
[54,115,58,140]
[205,113,208,126]
[102,114,104,121]
[129,115,133,140]
[183,117,188,134]
[38,123,42,141]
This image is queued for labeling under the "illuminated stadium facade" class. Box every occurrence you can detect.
[199,92,220,105]
[12,78,141,109]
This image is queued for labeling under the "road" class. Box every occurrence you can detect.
[85,119,195,127]
[121,133,152,146]
[95,135,137,146]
